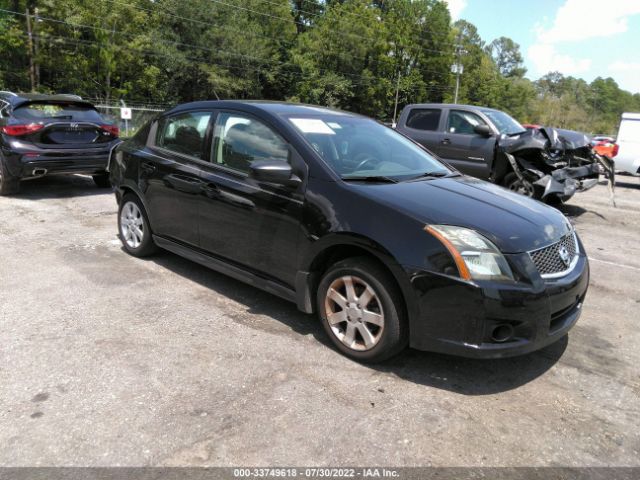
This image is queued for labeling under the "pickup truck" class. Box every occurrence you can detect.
[396,103,604,202]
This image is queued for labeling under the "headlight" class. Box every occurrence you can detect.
[424,225,514,281]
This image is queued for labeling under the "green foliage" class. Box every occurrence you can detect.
[0,0,637,133]
[486,36,526,78]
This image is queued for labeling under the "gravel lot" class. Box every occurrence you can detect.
[1,174,639,467]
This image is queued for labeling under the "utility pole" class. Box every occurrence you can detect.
[34,7,40,88]
[25,8,36,91]
[392,72,401,127]
[453,65,461,104]
[452,36,466,104]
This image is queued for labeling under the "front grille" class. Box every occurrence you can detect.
[529,233,578,277]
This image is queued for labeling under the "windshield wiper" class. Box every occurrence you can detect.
[405,171,459,181]
[342,175,399,183]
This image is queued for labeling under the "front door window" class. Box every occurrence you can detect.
[212,113,289,173]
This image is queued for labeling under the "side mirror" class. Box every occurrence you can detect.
[474,124,493,137]
[249,160,301,186]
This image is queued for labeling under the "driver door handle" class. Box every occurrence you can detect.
[441,138,451,145]
[201,183,220,198]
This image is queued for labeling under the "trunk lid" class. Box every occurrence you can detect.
[32,122,111,147]
[10,101,117,149]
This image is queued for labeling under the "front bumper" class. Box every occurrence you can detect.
[404,253,589,358]
[535,164,600,201]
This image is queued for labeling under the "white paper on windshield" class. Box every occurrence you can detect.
[327,122,342,129]
[290,118,336,135]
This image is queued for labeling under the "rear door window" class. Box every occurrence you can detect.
[156,111,212,160]
[405,108,441,131]
[446,110,488,135]
[13,103,104,122]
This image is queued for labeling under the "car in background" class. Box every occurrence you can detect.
[592,135,615,144]
[395,104,602,203]
[0,91,120,195]
[591,135,619,159]
[613,113,640,175]
[110,100,589,362]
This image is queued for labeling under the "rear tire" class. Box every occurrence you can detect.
[0,157,20,195]
[316,257,408,363]
[93,173,111,188]
[118,194,158,257]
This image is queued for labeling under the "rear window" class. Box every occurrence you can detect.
[13,102,104,122]
[405,108,441,131]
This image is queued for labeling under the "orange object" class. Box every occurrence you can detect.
[593,141,618,158]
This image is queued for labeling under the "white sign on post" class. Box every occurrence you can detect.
[120,107,132,120]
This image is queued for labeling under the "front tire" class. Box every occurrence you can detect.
[503,172,541,199]
[118,194,157,257]
[0,158,20,195]
[316,257,408,362]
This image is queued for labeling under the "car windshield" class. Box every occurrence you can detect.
[480,109,526,135]
[13,102,104,122]
[286,114,450,181]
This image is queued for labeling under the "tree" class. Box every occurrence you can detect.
[486,36,526,78]
[291,0,388,116]
[382,0,454,109]
[448,19,494,105]
[0,0,636,133]
[291,0,324,33]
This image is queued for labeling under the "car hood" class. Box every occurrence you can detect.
[351,175,572,253]
[499,127,592,153]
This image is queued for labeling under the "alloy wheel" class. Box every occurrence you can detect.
[508,178,535,197]
[120,201,145,249]
[324,275,385,351]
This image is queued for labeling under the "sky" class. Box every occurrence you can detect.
[444,0,640,94]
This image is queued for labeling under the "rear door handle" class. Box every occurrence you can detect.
[166,174,203,193]
[441,138,451,145]
[141,162,156,173]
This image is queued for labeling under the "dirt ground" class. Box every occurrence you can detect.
[0,174,639,467]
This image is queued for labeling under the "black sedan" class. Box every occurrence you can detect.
[109,101,589,362]
[0,92,120,195]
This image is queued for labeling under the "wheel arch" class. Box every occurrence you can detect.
[117,181,161,235]
[295,234,419,329]
[490,151,513,185]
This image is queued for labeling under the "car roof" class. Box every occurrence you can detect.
[404,103,502,113]
[0,92,94,108]
[165,100,361,118]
